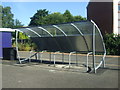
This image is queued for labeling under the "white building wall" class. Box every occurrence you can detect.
[118,20,120,27]
[113,0,119,34]
[119,13,120,19]
[118,1,120,34]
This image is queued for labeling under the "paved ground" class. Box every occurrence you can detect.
[1,51,120,88]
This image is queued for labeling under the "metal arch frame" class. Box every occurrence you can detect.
[38,26,63,53]
[26,28,42,37]
[15,28,42,64]
[53,24,75,52]
[38,27,53,37]
[53,25,67,36]
[92,21,106,67]
[15,29,21,63]
[91,20,106,73]
[14,29,32,63]
[71,23,90,52]
[71,23,83,36]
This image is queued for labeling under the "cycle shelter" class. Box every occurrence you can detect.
[15,20,106,73]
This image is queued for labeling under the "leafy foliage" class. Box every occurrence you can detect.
[104,34,120,55]
[0,5,24,39]
[0,5,24,28]
[13,19,24,28]
[44,12,66,25]
[18,32,29,39]
[2,6,14,28]
[63,10,74,22]
[12,41,37,51]
[74,15,86,21]
[29,9,86,26]
[29,9,49,26]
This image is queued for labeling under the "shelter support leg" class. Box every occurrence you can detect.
[92,21,96,73]
[103,52,106,68]
[15,30,21,64]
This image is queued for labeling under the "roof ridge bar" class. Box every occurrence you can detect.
[71,23,84,36]
[26,28,42,37]
[38,27,53,37]
[53,25,67,36]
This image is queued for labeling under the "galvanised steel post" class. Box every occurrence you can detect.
[92,21,96,73]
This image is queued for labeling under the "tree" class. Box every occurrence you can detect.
[74,15,86,21]
[2,6,14,28]
[0,6,2,28]
[63,10,74,23]
[1,5,23,28]
[0,5,24,39]
[29,9,87,26]
[13,19,24,28]
[29,9,49,26]
[44,12,65,25]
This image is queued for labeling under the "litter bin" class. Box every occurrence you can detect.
[3,47,17,60]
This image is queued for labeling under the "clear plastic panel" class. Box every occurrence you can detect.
[30,27,51,37]
[17,21,105,53]
[18,28,38,37]
[56,23,80,36]
[95,27,104,52]
[31,37,61,51]
[42,25,64,36]
[84,35,93,52]
[74,21,93,35]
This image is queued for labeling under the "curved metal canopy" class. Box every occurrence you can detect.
[14,20,105,53]
[14,20,106,73]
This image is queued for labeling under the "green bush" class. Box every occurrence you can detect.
[104,33,120,55]
[12,41,37,51]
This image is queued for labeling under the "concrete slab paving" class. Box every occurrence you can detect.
[1,51,120,88]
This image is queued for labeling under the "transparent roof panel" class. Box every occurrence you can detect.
[95,26,104,52]
[56,23,80,36]
[74,21,93,35]
[18,28,38,37]
[16,20,105,53]
[42,25,64,36]
[30,27,52,37]
[17,21,102,38]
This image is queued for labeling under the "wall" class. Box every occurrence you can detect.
[118,1,120,34]
[0,32,12,59]
[2,32,12,48]
[0,32,2,59]
[87,2,113,35]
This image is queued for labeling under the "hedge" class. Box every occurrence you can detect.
[103,33,120,55]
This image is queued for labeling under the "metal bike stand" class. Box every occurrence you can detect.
[87,52,93,71]
[53,51,60,67]
[49,52,52,64]
[62,53,64,64]
[76,52,78,66]
[39,51,46,63]
[69,52,76,68]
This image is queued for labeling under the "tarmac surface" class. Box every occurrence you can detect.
[1,51,120,88]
